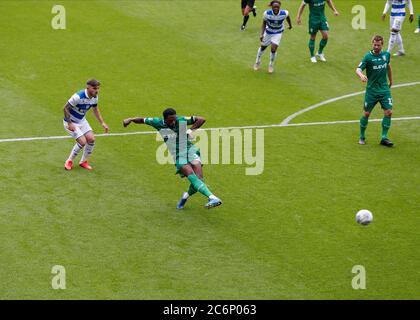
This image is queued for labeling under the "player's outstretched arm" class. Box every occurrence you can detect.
[123,117,145,127]
[327,0,339,16]
[63,102,76,132]
[92,106,109,133]
[296,2,306,25]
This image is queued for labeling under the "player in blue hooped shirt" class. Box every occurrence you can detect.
[63,79,109,171]
[254,1,292,74]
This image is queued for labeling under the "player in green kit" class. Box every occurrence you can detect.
[356,35,394,147]
[296,0,339,63]
[123,108,222,209]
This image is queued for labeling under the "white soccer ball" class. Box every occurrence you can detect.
[356,209,373,225]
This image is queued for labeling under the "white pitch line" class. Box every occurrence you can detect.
[280,82,420,125]
[1,116,420,144]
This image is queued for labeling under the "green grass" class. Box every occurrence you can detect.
[0,0,419,299]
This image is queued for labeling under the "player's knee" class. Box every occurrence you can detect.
[363,111,371,118]
[87,137,95,144]
[385,109,393,117]
[78,138,87,146]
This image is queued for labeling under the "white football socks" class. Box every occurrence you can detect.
[388,32,397,52]
[256,47,266,64]
[396,33,404,53]
[68,143,83,161]
[269,51,277,66]
[81,142,95,163]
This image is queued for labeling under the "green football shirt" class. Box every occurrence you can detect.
[304,0,327,22]
[144,116,198,165]
[358,50,391,95]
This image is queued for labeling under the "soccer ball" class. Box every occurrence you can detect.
[356,209,373,225]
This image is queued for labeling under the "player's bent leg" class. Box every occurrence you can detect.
[393,29,405,56]
[359,111,371,145]
[65,133,86,170]
[388,30,398,53]
[79,131,95,170]
[380,109,393,147]
[241,6,252,31]
[177,160,203,209]
[181,165,222,209]
[309,34,317,62]
[254,45,268,70]
[316,30,328,61]
[268,44,278,74]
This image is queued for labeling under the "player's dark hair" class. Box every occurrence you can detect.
[163,108,177,119]
[372,35,384,44]
[87,78,100,87]
[269,0,281,6]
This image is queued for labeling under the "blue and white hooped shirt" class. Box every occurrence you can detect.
[385,0,414,17]
[66,89,98,123]
[263,9,289,34]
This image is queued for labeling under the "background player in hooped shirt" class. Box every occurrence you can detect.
[382,0,414,56]
[254,1,292,74]
[63,79,109,170]
[296,0,339,63]
[356,35,394,147]
[122,108,222,210]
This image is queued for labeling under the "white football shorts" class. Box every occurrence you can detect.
[261,32,283,47]
[63,118,92,139]
[390,16,405,31]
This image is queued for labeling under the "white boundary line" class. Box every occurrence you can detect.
[1,116,420,143]
[0,82,419,144]
[280,82,420,125]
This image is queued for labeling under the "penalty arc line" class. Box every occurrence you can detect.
[280,82,420,125]
[0,116,420,143]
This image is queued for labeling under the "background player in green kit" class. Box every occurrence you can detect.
[123,108,222,209]
[296,0,339,63]
[356,35,394,147]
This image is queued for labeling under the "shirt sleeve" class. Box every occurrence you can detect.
[357,54,368,71]
[408,0,414,15]
[144,117,162,129]
[263,10,268,21]
[68,93,80,107]
[383,0,391,15]
[284,10,289,18]
[178,116,196,125]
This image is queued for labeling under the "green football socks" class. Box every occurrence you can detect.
[187,174,212,198]
[187,184,197,196]
[309,39,315,57]
[381,116,392,139]
[360,116,369,139]
[318,38,328,54]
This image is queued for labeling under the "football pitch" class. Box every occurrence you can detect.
[0,0,419,299]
